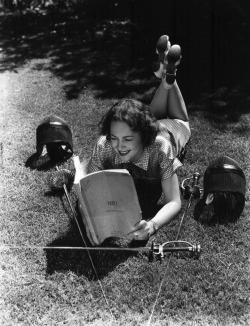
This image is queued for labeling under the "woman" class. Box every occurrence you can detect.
[83,35,191,242]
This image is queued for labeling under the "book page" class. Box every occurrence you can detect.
[78,170,142,244]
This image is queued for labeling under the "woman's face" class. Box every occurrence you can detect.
[110,121,144,163]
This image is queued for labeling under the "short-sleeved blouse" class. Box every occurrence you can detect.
[87,119,191,181]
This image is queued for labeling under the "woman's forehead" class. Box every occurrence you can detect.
[110,121,138,135]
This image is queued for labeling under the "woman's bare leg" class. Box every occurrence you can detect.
[167,82,189,121]
[149,82,170,119]
[150,35,188,121]
[150,81,189,121]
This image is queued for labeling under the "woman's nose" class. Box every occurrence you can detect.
[117,140,125,150]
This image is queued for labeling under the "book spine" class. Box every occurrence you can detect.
[73,156,84,183]
[73,156,99,245]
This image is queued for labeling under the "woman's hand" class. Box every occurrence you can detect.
[131,220,154,240]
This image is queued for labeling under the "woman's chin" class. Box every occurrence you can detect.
[120,157,130,163]
[117,151,131,162]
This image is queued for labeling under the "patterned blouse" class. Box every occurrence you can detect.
[87,119,191,216]
[87,119,191,181]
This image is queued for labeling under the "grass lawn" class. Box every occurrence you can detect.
[0,14,250,325]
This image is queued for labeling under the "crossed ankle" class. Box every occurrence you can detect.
[154,44,181,82]
[162,78,176,89]
[165,72,176,85]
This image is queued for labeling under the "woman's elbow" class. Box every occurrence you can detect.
[175,196,182,213]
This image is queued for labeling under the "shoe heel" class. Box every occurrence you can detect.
[166,44,181,84]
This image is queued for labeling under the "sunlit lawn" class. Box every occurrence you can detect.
[0,54,249,326]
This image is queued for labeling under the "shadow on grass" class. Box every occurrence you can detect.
[188,84,250,132]
[25,153,58,171]
[0,0,249,149]
[0,5,156,101]
[0,0,250,108]
[25,152,73,171]
[45,209,137,280]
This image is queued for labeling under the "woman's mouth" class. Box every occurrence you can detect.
[118,150,130,157]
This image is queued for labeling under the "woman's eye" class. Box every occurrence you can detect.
[125,138,133,141]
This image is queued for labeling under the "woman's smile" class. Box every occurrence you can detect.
[118,150,131,156]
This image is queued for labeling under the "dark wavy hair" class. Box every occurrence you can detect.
[99,99,159,147]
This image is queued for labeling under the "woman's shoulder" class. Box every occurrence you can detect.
[93,136,114,159]
[149,134,175,161]
[96,136,111,148]
[148,135,182,180]
[153,134,172,150]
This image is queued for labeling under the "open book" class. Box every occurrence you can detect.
[73,156,142,245]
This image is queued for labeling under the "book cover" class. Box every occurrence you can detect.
[73,156,142,245]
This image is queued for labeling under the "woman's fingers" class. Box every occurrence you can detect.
[133,219,147,230]
[133,220,151,240]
